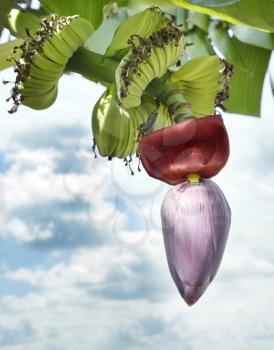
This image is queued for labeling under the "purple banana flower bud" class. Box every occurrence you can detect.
[161,179,231,306]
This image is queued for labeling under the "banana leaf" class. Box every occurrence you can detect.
[86,8,128,55]
[224,39,271,116]
[148,0,274,32]
[39,0,114,29]
[208,22,246,70]
[232,25,274,50]
[187,0,240,7]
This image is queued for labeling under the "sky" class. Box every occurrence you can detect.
[0,54,274,350]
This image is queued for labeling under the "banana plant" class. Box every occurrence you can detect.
[0,0,273,305]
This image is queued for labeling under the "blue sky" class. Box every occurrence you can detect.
[0,55,274,350]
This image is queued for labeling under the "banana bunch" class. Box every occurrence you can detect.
[115,22,185,109]
[105,7,174,58]
[92,84,172,159]
[169,56,233,116]
[9,15,94,113]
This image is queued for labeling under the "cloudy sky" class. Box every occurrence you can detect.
[0,54,274,350]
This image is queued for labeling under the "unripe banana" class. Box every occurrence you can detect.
[115,25,185,109]
[8,15,94,113]
[22,77,56,93]
[47,34,74,59]
[21,84,55,97]
[151,103,172,131]
[22,85,58,110]
[29,64,63,81]
[92,84,132,159]
[31,53,64,73]
[69,18,94,43]
[58,24,83,51]
[40,41,69,65]
[169,55,233,116]
[105,7,173,58]
[92,85,173,159]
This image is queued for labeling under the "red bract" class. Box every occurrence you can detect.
[139,115,229,185]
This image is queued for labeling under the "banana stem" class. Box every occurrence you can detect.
[65,47,118,86]
[66,48,193,122]
[147,79,193,122]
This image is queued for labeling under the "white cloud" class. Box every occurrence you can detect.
[0,63,274,350]
[5,218,54,242]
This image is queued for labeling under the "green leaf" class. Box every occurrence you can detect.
[224,39,271,117]
[85,8,128,55]
[187,0,240,7]
[0,0,20,28]
[170,0,274,32]
[0,39,22,70]
[39,0,113,29]
[182,27,214,62]
[232,25,274,50]
[187,11,210,32]
[173,7,189,29]
[170,55,225,116]
[8,8,41,37]
[208,22,246,70]
[0,1,43,38]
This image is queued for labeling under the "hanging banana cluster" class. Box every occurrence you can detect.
[93,7,186,160]
[115,17,185,109]
[92,7,232,162]
[168,55,233,116]
[98,8,233,306]
[5,5,235,306]
[8,14,94,113]
[92,84,171,159]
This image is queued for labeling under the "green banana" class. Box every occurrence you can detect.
[105,7,171,57]
[31,53,64,74]
[154,46,166,76]
[92,83,174,159]
[22,85,58,110]
[113,109,129,158]
[42,41,69,65]
[29,64,63,81]
[20,83,56,97]
[8,15,94,113]
[47,34,74,59]
[139,62,155,84]
[22,76,56,90]
[92,85,123,157]
[58,24,83,51]
[93,86,141,158]
[169,55,232,116]
[68,17,94,43]
[115,24,185,109]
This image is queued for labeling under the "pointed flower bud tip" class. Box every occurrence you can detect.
[161,179,231,305]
